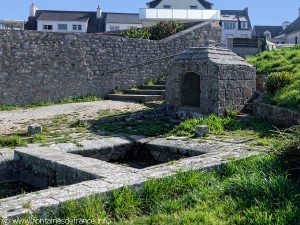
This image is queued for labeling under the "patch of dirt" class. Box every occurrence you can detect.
[0,101,145,135]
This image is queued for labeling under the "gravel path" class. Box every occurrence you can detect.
[0,101,144,135]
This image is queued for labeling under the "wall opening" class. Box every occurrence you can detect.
[181,72,200,107]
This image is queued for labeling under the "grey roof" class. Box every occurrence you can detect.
[36,10,91,22]
[220,8,252,29]
[281,16,300,35]
[147,0,213,9]
[174,46,251,66]
[103,12,141,24]
[253,25,283,38]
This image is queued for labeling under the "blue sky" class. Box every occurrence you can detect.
[1,0,299,26]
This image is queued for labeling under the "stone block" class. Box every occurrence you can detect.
[195,125,210,137]
[28,125,43,135]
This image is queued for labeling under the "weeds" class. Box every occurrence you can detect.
[0,136,26,148]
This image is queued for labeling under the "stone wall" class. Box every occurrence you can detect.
[253,102,300,128]
[0,22,221,106]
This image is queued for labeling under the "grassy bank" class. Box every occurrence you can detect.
[247,47,300,112]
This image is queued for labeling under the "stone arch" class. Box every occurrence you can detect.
[181,72,201,107]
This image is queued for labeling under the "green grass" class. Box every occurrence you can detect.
[0,136,26,148]
[0,95,101,111]
[247,48,300,112]
[27,152,300,225]
[92,118,175,137]
[169,114,277,147]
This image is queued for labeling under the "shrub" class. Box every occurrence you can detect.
[149,21,184,40]
[121,27,151,39]
[121,21,184,40]
[265,72,293,94]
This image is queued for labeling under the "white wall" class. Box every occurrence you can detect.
[286,31,300,44]
[106,23,142,32]
[154,0,206,9]
[37,20,88,33]
[221,21,252,48]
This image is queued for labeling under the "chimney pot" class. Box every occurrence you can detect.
[97,5,102,19]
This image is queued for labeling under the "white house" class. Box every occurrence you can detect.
[276,8,300,45]
[26,3,100,33]
[25,4,142,33]
[220,8,252,48]
[139,0,220,27]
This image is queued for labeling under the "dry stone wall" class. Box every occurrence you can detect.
[0,22,221,105]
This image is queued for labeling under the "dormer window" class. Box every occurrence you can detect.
[163,5,171,9]
[241,22,248,29]
[224,22,236,30]
[190,6,198,9]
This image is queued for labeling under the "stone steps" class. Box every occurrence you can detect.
[107,80,166,103]
[140,85,165,90]
[124,89,165,96]
[107,94,164,102]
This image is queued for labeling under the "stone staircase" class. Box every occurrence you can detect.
[107,80,165,103]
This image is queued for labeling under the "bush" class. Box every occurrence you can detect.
[121,21,184,40]
[265,72,293,94]
[149,21,184,40]
[121,27,151,39]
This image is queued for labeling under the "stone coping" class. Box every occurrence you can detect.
[0,137,260,221]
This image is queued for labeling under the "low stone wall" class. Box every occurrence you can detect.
[253,102,300,127]
[0,22,221,106]
[231,47,259,58]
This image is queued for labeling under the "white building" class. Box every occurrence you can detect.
[275,8,300,45]
[139,0,220,27]
[220,8,252,48]
[25,4,142,33]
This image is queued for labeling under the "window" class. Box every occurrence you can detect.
[73,24,83,31]
[190,6,198,9]
[43,25,53,30]
[241,22,248,29]
[163,5,171,9]
[224,22,236,30]
[110,26,120,31]
[58,24,67,30]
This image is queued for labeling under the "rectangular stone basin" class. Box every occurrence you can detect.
[70,138,212,169]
